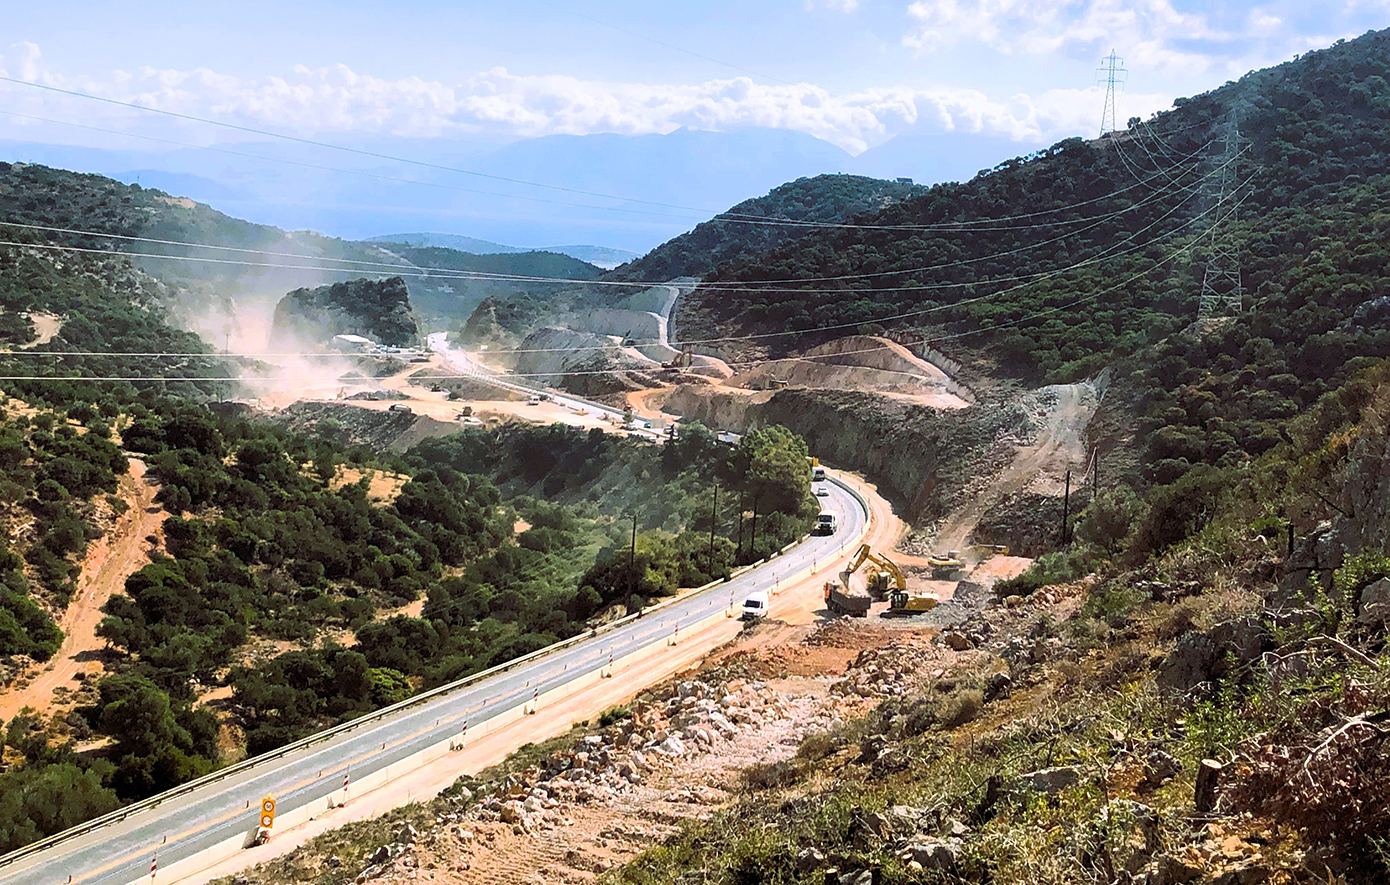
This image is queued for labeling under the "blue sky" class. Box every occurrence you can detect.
[3,1,1385,155]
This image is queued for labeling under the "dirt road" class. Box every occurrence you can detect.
[932,382,1095,553]
[0,458,164,722]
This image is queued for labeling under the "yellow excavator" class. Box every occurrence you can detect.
[662,349,693,369]
[844,544,939,614]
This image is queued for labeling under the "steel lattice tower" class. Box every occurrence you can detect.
[1198,115,1244,319]
[1097,50,1126,137]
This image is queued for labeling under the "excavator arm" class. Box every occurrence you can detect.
[863,550,906,592]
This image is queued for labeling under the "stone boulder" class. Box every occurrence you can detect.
[1358,577,1390,627]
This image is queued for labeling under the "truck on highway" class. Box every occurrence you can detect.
[814,513,838,535]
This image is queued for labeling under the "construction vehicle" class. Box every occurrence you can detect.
[662,349,693,370]
[842,544,941,615]
[844,544,907,600]
[927,544,1010,579]
[928,550,964,579]
[887,588,939,615]
[823,578,871,617]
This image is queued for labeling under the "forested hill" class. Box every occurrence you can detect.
[673,28,1390,385]
[0,162,601,328]
[604,174,924,283]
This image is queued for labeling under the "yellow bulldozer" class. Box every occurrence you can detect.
[927,544,1011,579]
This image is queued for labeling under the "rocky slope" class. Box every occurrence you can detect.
[270,277,420,349]
[667,385,1026,523]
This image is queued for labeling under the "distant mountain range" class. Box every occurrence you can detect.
[0,124,1048,254]
[366,233,638,269]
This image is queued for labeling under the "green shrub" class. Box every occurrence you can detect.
[1334,551,1390,601]
[942,689,985,728]
[597,705,631,728]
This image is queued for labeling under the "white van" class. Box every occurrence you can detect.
[740,590,769,621]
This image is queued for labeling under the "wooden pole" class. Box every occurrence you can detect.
[1061,470,1071,546]
[737,492,745,560]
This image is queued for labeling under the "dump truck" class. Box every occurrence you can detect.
[823,578,871,617]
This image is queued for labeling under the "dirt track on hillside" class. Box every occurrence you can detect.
[931,383,1095,554]
[0,458,165,722]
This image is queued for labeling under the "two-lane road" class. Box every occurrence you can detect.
[0,478,867,885]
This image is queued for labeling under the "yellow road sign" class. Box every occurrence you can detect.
[259,795,276,829]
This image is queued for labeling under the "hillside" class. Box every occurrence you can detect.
[271,276,420,348]
[0,214,820,854]
[369,233,639,269]
[675,31,1390,390]
[607,173,925,283]
[0,163,603,337]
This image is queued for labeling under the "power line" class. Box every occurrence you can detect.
[0,183,1242,376]
[0,75,734,216]
[0,170,1226,363]
[0,76,1204,234]
[0,111,712,225]
[0,151,1217,294]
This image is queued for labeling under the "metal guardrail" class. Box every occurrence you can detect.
[0,474,866,871]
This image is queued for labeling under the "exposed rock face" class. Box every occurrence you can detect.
[512,327,662,398]
[667,386,1026,522]
[271,276,419,348]
[1337,385,1390,555]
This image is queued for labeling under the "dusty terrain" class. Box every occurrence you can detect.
[213,574,1081,885]
[921,382,1096,554]
[0,457,165,723]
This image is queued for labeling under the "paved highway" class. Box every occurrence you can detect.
[0,478,867,885]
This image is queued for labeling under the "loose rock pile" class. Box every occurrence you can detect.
[831,642,940,698]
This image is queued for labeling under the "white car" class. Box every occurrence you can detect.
[814,485,830,497]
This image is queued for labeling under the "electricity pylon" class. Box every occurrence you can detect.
[1198,114,1244,319]
[1097,50,1126,137]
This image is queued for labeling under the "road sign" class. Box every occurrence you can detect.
[259,796,276,829]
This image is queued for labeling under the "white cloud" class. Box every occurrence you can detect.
[0,42,1173,154]
[904,0,1229,74]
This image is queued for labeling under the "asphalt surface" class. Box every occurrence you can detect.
[1,479,867,885]
[424,331,647,427]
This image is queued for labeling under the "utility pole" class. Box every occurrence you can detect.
[1097,50,1127,138]
[1199,112,1245,319]
[736,491,745,560]
[750,496,759,558]
[629,514,638,574]
[1092,448,1100,501]
[708,482,719,562]
[1061,470,1072,547]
